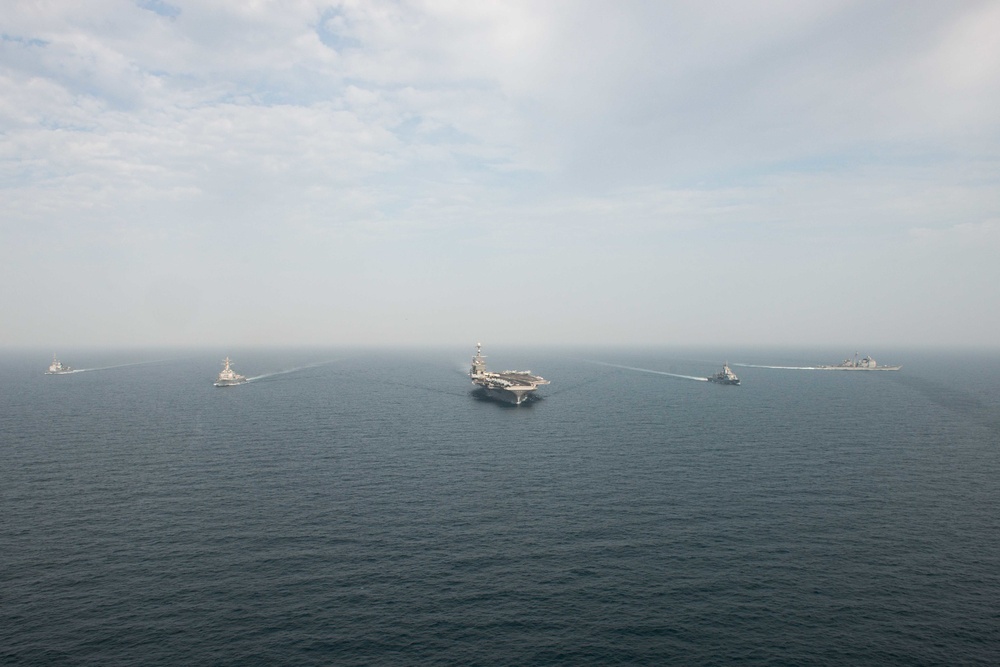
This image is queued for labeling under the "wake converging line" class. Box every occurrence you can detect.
[730,363,822,370]
[67,359,172,373]
[582,359,708,382]
[246,359,343,382]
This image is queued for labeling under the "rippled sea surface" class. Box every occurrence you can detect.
[2,348,999,665]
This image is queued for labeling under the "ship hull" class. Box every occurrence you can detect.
[707,378,740,385]
[214,379,248,387]
[473,385,534,405]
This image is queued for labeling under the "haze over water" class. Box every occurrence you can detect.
[2,348,998,665]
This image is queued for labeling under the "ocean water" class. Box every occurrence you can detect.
[2,348,999,666]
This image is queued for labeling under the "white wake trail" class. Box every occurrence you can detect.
[67,359,171,373]
[731,363,822,370]
[246,359,342,382]
[583,359,709,382]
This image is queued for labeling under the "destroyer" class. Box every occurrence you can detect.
[46,354,73,374]
[819,353,901,371]
[469,342,549,405]
[707,363,740,385]
[214,357,248,387]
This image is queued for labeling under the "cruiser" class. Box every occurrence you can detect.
[214,357,248,387]
[707,363,740,385]
[46,355,73,374]
[819,353,901,371]
[469,343,549,405]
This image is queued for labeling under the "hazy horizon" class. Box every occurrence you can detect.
[3,1,998,349]
[9,342,997,355]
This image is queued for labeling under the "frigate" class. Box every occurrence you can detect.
[214,357,248,387]
[469,343,549,405]
[707,363,740,385]
[46,355,73,374]
[818,353,901,371]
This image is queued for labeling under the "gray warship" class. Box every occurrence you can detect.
[46,354,73,374]
[819,353,901,371]
[214,357,248,387]
[469,342,549,405]
[707,363,740,385]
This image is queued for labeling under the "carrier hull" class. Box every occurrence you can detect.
[475,386,534,405]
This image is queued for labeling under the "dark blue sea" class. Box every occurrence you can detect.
[2,347,999,666]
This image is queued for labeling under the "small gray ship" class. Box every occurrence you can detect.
[214,357,248,387]
[707,363,740,385]
[46,354,73,374]
[819,353,901,371]
[469,342,549,405]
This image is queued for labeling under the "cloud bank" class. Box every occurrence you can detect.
[2,0,998,347]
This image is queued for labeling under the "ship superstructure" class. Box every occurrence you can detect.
[214,357,248,387]
[469,342,549,405]
[819,353,901,371]
[46,354,73,374]
[707,363,740,385]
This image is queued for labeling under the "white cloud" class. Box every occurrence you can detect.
[1,0,998,346]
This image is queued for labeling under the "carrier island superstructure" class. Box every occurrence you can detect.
[469,343,549,405]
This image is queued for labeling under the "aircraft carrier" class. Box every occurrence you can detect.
[469,343,549,405]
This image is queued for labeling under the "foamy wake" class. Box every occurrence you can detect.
[64,359,169,373]
[730,363,822,370]
[583,359,709,382]
[246,359,341,382]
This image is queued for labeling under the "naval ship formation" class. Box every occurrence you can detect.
[818,353,901,371]
[469,343,549,405]
[42,347,906,397]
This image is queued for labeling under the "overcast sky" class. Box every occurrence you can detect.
[2,0,998,348]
